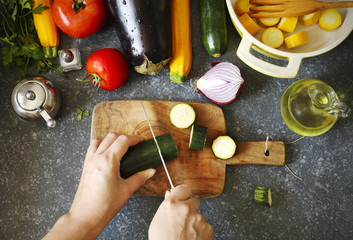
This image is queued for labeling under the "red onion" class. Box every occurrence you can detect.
[195,62,244,105]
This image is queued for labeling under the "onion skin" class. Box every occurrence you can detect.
[195,62,244,105]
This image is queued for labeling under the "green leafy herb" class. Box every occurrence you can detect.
[76,109,90,122]
[0,0,64,78]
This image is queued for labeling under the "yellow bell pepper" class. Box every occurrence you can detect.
[32,0,59,58]
[169,0,192,84]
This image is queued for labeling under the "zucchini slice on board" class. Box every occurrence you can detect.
[254,186,272,207]
[170,103,196,129]
[212,136,236,159]
[189,124,208,150]
[120,133,178,178]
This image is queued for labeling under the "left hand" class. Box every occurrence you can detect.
[44,133,155,239]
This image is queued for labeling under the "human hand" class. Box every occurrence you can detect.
[148,184,214,240]
[44,133,156,240]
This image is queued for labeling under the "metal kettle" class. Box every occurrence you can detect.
[11,77,61,128]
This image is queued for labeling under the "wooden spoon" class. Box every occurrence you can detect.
[249,0,353,18]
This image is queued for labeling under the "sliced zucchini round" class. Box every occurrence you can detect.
[254,186,272,207]
[189,124,208,150]
[212,136,236,159]
[170,103,196,129]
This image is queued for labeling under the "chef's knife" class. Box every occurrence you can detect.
[141,101,175,190]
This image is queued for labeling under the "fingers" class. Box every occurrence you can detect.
[88,138,102,153]
[95,133,120,154]
[165,184,200,211]
[86,138,103,161]
[165,184,193,201]
[94,133,143,160]
[84,138,103,166]
[124,168,156,194]
[109,135,144,162]
[203,223,214,240]
[184,197,201,211]
[194,215,214,240]
[149,183,212,240]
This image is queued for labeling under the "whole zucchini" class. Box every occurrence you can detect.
[104,0,171,75]
[200,0,228,57]
[120,133,178,178]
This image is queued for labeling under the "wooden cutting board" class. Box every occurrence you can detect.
[91,100,285,198]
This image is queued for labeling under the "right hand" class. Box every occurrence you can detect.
[148,184,214,240]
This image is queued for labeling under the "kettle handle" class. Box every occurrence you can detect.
[37,107,56,128]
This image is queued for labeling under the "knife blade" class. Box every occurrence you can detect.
[141,101,175,190]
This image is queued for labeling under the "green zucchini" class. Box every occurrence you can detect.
[170,103,196,129]
[120,133,178,178]
[189,124,208,150]
[212,136,236,160]
[254,186,272,207]
[200,0,229,57]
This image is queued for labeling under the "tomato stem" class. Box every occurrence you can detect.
[76,73,102,90]
[72,0,85,14]
[89,73,102,89]
[76,75,91,82]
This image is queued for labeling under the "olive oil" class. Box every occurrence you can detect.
[281,79,338,136]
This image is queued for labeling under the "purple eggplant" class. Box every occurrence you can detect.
[104,0,171,75]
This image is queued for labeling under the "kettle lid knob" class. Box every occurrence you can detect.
[16,81,46,110]
[25,90,36,101]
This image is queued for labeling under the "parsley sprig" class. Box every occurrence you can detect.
[76,108,90,122]
[0,0,64,77]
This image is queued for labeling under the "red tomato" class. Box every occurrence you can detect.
[52,0,107,39]
[86,48,129,91]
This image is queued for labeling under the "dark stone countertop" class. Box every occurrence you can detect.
[1,2,352,239]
